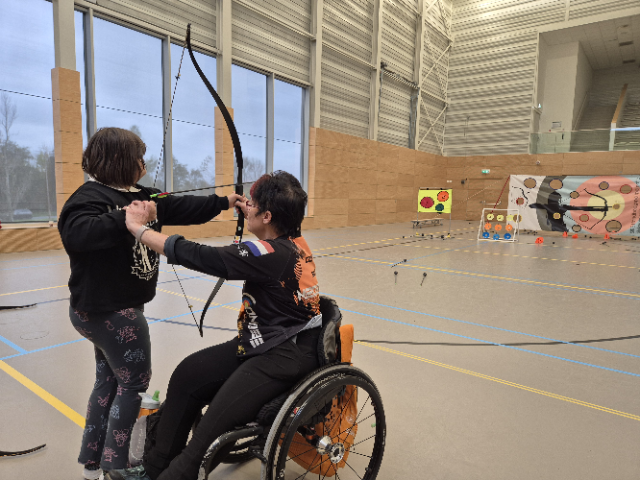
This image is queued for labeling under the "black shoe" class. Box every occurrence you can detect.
[104,465,151,480]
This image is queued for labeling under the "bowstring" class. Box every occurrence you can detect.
[152,42,186,189]
[150,38,199,329]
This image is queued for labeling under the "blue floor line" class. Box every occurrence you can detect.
[0,334,27,354]
[342,309,640,378]
[0,300,241,361]
[328,293,640,359]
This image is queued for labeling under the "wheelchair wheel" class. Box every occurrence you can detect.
[261,364,385,480]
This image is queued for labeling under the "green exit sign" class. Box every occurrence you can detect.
[481,169,490,174]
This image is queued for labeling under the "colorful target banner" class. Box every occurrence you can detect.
[509,175,640,236]
[417,189,452,213]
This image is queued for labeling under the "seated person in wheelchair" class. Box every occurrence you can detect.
[114,171,322,480]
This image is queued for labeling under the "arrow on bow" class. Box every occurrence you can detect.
[187,24,245,337]
[149,181,254,199]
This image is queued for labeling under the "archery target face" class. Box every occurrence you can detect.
[509,176,545,230]
[510,175,640,236]
[478,208,519,242]
[418,189,452,213]
[568,177,631,234]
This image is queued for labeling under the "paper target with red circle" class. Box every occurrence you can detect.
[510,175,640,236]
[418,189,452,213]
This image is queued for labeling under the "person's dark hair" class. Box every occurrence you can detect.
[250,171,307,237]
[82,127,146,188]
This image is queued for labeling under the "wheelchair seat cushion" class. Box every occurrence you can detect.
[340,324,354,364]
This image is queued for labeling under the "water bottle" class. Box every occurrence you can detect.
[129,390,161,466]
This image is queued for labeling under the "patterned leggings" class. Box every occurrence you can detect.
[69,305,152,471]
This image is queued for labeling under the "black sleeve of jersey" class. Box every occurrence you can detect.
[58,196,128,252]
[159,194,230,226]
[166,236,289,283]
[165,235,229,278]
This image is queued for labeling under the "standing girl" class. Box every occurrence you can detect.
[58,127,244,479]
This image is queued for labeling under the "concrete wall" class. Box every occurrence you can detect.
[572,43,593,129]
[538,42,580,133]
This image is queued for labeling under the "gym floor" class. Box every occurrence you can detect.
[1,220,638,479]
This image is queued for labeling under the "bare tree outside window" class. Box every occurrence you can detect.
[0,93,55,223]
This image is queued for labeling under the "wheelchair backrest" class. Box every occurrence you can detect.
[317,296,342,366]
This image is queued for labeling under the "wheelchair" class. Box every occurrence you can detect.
[195,296,386,480]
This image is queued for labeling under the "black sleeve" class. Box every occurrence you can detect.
[159,194,230,226]
[165,235,229,278]
[165,236,288,283]
[59,199,128,252]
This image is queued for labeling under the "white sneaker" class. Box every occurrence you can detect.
[83,465,104,480]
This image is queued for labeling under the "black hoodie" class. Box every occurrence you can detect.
[58,181,229,311]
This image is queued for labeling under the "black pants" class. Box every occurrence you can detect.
[144,329,320,480]
[69,305,152,470]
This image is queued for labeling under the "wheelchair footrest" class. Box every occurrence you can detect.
[198,424,264,479]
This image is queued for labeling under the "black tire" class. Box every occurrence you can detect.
[261,365,385,480]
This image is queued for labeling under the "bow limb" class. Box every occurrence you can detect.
[186,24,245,336]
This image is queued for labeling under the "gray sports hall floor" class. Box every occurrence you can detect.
[1,220,638,479]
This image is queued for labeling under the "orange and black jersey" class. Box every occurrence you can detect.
[165,234,320,357]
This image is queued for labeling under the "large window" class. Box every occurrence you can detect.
[171,44,217,194]
[232,65,267,183]
[3,5,308,224]
[232,65,305,184]
[274,80,304,180]
[93,18,163,189]
[0,0,55,223]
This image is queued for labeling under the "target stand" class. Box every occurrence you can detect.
[478,208,520,242]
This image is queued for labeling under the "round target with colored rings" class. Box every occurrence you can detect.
[482,232,490,238]
[485,223,492,230]
[495,224,502,231]
[506,224,513,232]
[487,213,494,220]
[493,234,500,240]
[504,233,512,240]
[506,215,514,221]
[497,215,504,221]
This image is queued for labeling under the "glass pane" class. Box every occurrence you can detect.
[75,10,87,147]
[93,18,163,189]
[232,65,266,182]
[171,44,216,194]
[0,0,56,223]
[274,79,303,181]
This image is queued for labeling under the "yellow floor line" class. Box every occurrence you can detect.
[314,227,477,252]
[334,255,640,298]
[403,244,640,270]
[356,342,640,422]
[0,285,67,297]
[0,360,85,428]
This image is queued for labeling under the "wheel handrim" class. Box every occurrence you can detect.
[270,374,385,480]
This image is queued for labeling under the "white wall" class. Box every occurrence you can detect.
[572,43,593,129]
[538,42,579,133]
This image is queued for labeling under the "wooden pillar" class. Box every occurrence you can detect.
[215,107,236,221]
[52,67,84,215]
